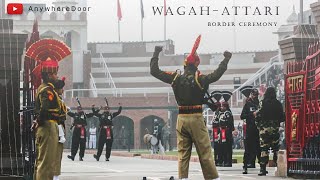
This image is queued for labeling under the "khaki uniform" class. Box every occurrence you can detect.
[53,98,67,176]
[150,54,230,179]
[34,82,61,180]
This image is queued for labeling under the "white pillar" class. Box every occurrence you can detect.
[0,0,5,18]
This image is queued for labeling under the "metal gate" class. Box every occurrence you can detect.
[285,43,320,177]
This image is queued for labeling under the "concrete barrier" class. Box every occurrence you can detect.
[275,150,287,177]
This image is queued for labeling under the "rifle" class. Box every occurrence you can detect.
[204,91,218,112]
[104,97,109,106]
[75,96,87,121]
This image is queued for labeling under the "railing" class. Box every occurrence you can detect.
[99,53,117,91]
[89,73,98,97]
[232,55,283,106]
[63,84,241,103]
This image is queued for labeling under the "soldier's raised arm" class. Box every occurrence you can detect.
[112,105,122,118]
[200,51,232,86]
[150,46,177,84]
[67,111,76,117]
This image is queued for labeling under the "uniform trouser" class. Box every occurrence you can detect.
[221,140,233,165]
[53,143,64,176]
[176,114,219,180]
[97,137,113,159]
[259,128,280,165]
[213,142,221,165]
[71,135,86,158]
[34,121,58,180]
[243,134,260,166]
[89,135,96,149]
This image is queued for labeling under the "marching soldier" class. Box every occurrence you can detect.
[67,106,93,161]
[92,102,122,161]
[240,86,261,174]
[150,35,232,180]
[218,91,234,167]
[254,87,284,176]
[53,77,67,180]
[29,39,71,180]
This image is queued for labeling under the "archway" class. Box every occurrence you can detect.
[112,116,134,150]
[140,115,165,149]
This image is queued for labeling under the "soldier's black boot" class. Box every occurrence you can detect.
[242,165,248,174]
[93,154,99,161]
[79,157,83,161]
[258,164,267,176]
[67,155,74,161]
[105,158,109,161]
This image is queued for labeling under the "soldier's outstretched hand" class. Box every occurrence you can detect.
[223,51,232,59]
[154,46,163,53]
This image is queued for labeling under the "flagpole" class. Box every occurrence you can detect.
[141,18,144,41]
[164,0,167,41]
[118,20,121,41]
[164,15,166,41]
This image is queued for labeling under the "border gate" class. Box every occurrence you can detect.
[285,42,320,177]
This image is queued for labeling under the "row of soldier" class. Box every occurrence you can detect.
[209,86,284,176]
[66,103,122,162]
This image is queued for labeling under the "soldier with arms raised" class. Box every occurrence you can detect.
[150,35,232,180]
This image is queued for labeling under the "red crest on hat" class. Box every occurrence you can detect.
[185,35,201,67]
[26,38,71,89]
[26,38,71,62]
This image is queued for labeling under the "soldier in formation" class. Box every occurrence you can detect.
[92,101,122,161]
[211,91,234,167]
[211,92,222,166]
[254,87,284,176]
[240,86,261,174]
[150,35,232,180]
[33,58,61,180]
[28,38,71,180]
[67,106,94,161]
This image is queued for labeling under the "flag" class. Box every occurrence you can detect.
[164,0,167,16]
[25,19,40,88]
[140,0,144,19]
[117,0,122,21]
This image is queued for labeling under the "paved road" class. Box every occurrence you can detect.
[60,153,287,180]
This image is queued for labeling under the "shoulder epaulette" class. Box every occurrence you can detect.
[195,71,203,90]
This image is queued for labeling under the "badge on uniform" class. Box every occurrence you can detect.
[250,107,256,112]
[108,116,111,120]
